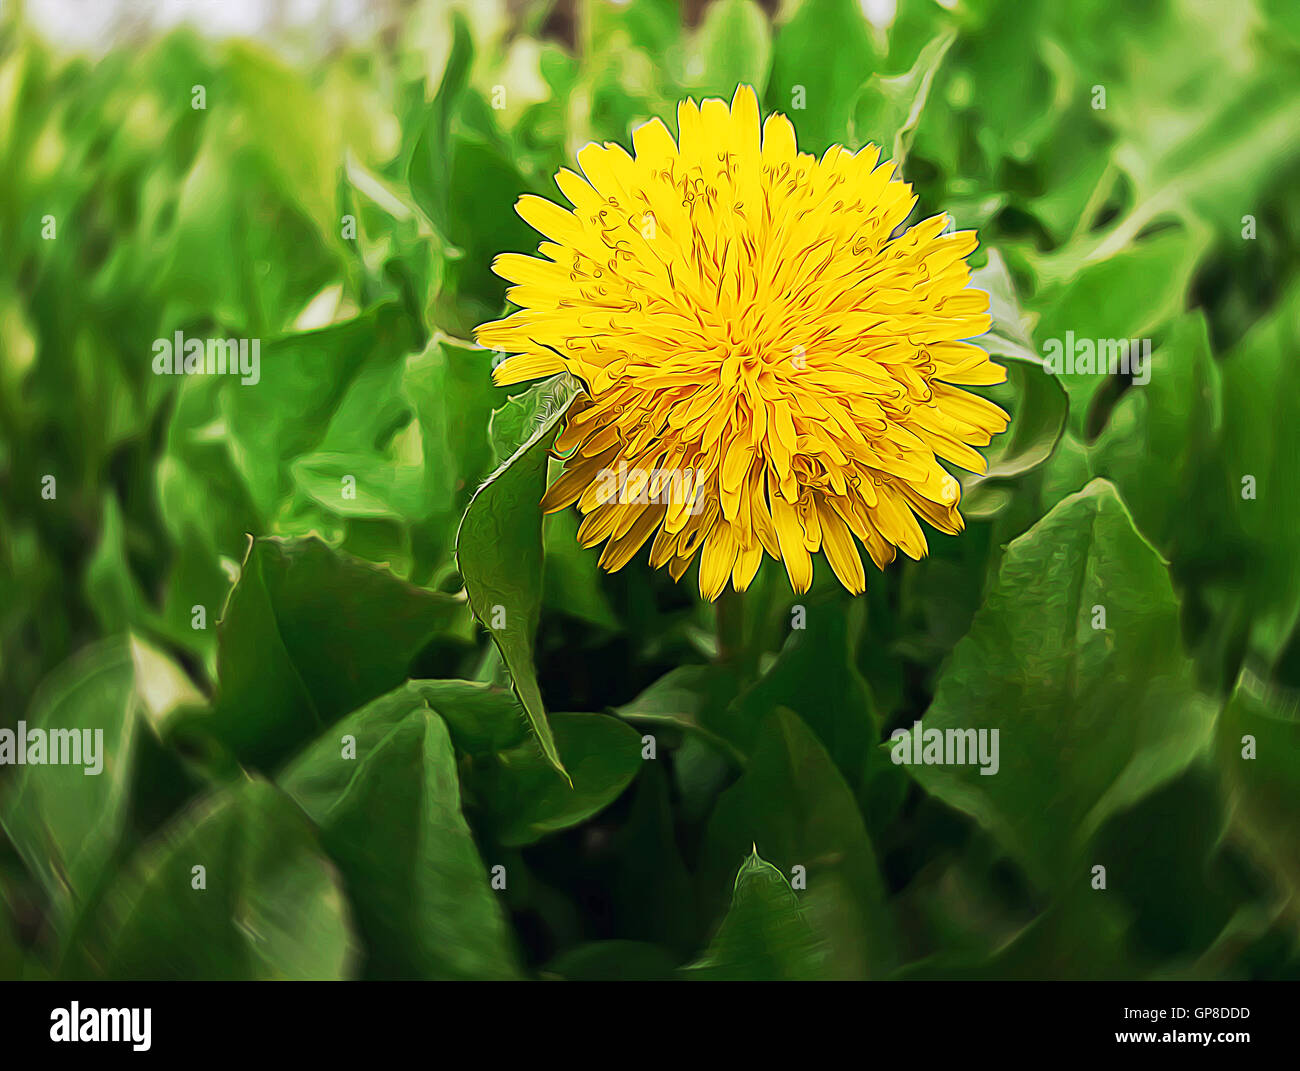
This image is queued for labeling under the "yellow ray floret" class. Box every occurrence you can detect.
[476,85,1008,600]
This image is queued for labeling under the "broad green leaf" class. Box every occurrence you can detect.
[206,537,464,769]
[415,679,532,756]
[906,479,1217,888]
[772,0,879,152]
[701,707,896,978]
[457,397,574,778]
[290,450,428,521]
[684,850,828,980]
[283,699,519,979]
[87,779,353,980]
[475,713,642,847]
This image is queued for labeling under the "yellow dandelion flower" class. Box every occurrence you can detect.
[476,85,1009,601]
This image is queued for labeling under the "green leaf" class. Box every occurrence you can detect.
[281,697,519,979]
[85,494,150,635]
[701,707,896,978]
[223,42,343,244]
[685,0,773,101]
[852,27,954,167]
[222,304,419,519]
[206,537,465,769]
[960,250,1068,517]
[905,479,1217,889]
[1031,224,1208,435]
[1218,672,1300,925]
[605,764,697,954]
[407,11,474,235]
[456,397,574,779]
[772,0,880,152]
[0,638,140,919]
[1218,286,1300,665]
[543,507,620,631]
[401,334,506,569]
[726,593,878,787]
[1089,310,1227,562]
[684,849,828,980]
[487,374,580,464]
[87,779,353,980]
[475,713,643,847]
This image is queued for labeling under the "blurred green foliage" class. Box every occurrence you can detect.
[1,0,1299,980]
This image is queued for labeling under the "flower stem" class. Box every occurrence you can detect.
[714,588,746,668]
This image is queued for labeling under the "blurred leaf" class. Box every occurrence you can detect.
[606,763,697,953]
[1032,224,1208,434]
[547,940,679,981]
[1218,671,1300,928]
[87,779,353,980]
[772,0,879,152]
[726,593,877,787]
[222,303,418,519]
[407,11,474,235]
[0,638,140,920]
[1218,285,1300,666]
[685,0,773,100]
[853,27,953,166]
[1089,310,1226,561]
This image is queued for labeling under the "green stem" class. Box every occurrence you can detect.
[714,588,746,669]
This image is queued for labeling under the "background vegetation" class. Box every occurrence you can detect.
[1,0,1299,980]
